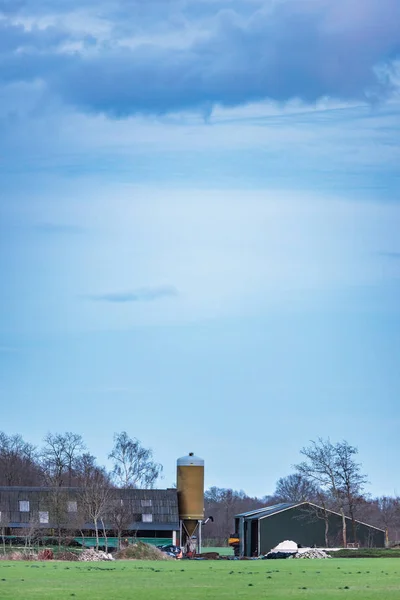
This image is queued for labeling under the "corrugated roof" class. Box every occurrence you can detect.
[235,503,298,519]
[0,487,179,528]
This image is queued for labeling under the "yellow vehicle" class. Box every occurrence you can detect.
[228,533,240,556]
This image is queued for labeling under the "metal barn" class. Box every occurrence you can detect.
[235,502,385,556]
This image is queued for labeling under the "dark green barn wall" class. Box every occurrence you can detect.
[256,505,384,555]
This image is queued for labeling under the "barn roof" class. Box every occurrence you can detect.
[0,486,179,529]
[235,502,297,519]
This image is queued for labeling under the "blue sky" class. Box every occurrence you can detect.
[0,0,399,498]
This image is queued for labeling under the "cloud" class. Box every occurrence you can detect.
[1,0,399,116]
[0,0,25,15]
[88,285,179,303]
[0,21,70,53]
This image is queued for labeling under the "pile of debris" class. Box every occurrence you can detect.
[264,540,330,560]
[115,542,173,560]
[78,549,115,562]
[264,540,298,559]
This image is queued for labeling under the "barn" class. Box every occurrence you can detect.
[234,502,385,556]
[0,486,180,547]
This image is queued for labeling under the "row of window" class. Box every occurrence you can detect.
[18,501,78,513]
[17,499,153,513]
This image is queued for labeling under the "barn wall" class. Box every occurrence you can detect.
[257,505,384,555]
[258,506,327,554]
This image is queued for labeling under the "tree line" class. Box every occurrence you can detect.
[1,432,399,547]
[0,430,163,551]
[204,438,400,547]
[0,430,162,489]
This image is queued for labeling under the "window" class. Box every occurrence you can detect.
[39,511,49,524]
[141,499,152,508]
[142,513,153,523]
[19,501,29,512]
[68,501,77,513]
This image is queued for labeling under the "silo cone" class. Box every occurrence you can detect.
[177,453,204,554]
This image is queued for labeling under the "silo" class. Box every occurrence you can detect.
[177,453,204,554]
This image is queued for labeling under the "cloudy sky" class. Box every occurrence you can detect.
[0,0,399,497]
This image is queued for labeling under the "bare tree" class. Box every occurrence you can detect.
[107,497,132,550]
[0,432,41,486]
[41,432,86,486]
[375,496,400,546]
[274,473,320,503]
[204,487,266,546]
[46,487,68,549]
[21,517,42,552]
[109,432,163,489]
[74,453,98,484]
[79,465,112,550]
[63,433,87,486]
[295,490,334,547]
[0,506,7,555]
[334,441,368,544]
[0,526,5,556]
[295,438,367,548]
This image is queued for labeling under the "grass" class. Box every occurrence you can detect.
[331,548,400,558]
[1,558,400,599]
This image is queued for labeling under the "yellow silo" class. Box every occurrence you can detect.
[177,453,204,552]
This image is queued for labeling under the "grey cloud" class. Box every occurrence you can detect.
[0,21,71,53]
[89,285,178,303]
[1,0,400,115]
[0,0,24,15]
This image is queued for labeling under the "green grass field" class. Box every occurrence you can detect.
[1,558,399,599]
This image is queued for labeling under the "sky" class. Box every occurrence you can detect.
[0,0,399,499]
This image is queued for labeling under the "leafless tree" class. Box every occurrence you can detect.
[46,487,69,549]
[21,517,42,552]
[375,496,400,545]
[79,465,112,550]
[334,441,368,544]
[0,432,41,486]
[41,432,86,486]
[295,438,367,547]
[295,491,333,547]
[0,506,7,555]
[109,432,163,489]
[274,473,320,503]
[204,487,267,545]
[74,453,98,484]
[0,527,5,555]
[107,496,133,550]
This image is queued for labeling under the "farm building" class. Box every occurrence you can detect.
[235,502,385,556]
[0,486,180,546]
[0,454,206,551]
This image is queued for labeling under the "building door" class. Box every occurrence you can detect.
[251,520,259,556]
